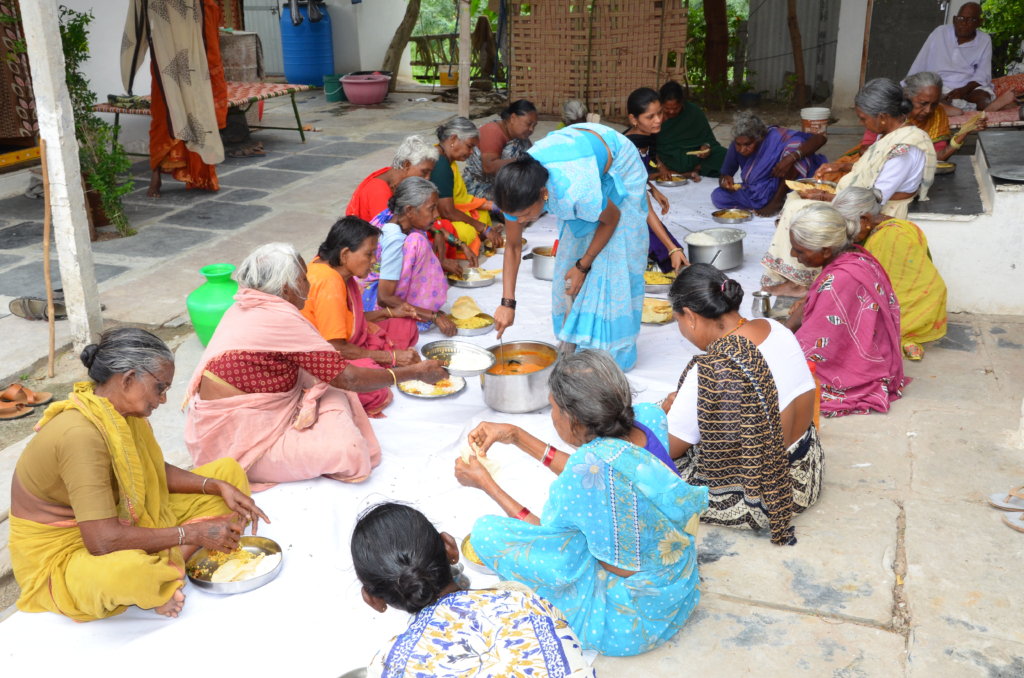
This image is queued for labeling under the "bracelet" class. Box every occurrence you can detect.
[500,297,517,309]
[201,477,209,495]
[386,368,398,386]
[950,137,963,150]
[514,507,531,521]
[391,350,397,367]
[667,247,683,256]
[541,444,557,467]
[177,526,185,546]
[386,306,393,317]
[575,258,592,274]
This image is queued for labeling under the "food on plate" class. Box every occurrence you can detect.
[398,376,464,396]
[448,268,502,282]
[461,534,484,566]
[785,180,836,194]
[189,548,281,583]
[451,295,483,320]
[643,270,675,285]
[452,315,493,330]
[713,209,752,219]
[936,161,955,169]
[665,174,687,182]
[642,298,673,324]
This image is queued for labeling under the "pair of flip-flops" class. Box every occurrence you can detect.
[8,287,67,321]
[0,383,53,420]
[988,486,1024,532]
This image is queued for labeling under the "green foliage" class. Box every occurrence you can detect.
[684,0,749,106]
[413,0,495,36]
[983,0,1024,74]
[58,6,134,236]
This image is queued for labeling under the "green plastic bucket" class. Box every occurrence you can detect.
[323,73,347,102]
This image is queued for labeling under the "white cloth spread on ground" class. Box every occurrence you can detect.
[0,180,778,677]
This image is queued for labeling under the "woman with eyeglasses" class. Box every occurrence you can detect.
[8,327,269,621]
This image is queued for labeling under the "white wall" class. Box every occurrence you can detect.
[830,0,869,112]
[325,0,413,78]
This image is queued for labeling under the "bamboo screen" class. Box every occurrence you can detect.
[507,1,688,121]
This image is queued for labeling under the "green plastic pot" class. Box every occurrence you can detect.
[186,263,238,346]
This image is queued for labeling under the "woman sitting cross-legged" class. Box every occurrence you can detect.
[353,502,595,677]
[831,186,947,360]
[362,177,458,336]
[184,242,447,487]
[10,327,268,621]
[711,111,827,217]
[663,264,823,546]
[345,134,438,222]
[302,216,423,417]
[785,203,908,416]
[454,350,708,657]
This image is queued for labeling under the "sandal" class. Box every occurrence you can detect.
[0,383,53,406]
[0,402,33,420]
[903,342,924,361]
[988,486,1024,512]
[8,297,67,321]
[1003,513,1024,533]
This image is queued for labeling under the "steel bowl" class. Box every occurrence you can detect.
[421,339,497,377]
[644,271,676,295]
[654,174,689,188]
[451,312,495,337]
[480,340,558,413]
[186,536,283,595]
[460,534,495,575]
[529,245,556,281]
[496,237,527,254]
[711,208,753,224]
[684,227,746,271]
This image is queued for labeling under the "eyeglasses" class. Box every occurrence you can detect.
[953,16,980,24]
[142,370,171,397]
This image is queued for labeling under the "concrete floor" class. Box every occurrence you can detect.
[0,92,1022,675]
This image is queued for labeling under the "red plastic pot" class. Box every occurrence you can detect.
[340,73,390,105]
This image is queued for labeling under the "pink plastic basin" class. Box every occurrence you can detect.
[340,73,390,105]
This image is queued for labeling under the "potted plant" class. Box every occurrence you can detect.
[59,7,134,237]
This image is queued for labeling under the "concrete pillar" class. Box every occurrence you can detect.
[20,0,103,352]
[831,0,870,112]
[458,0,470,117]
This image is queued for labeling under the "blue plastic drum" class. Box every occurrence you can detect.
[280,3,335,86]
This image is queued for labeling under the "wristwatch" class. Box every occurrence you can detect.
[500,297,517,309]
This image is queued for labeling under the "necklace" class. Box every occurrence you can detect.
[723,317,748,337]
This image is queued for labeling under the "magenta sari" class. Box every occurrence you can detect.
[796,246,908,417]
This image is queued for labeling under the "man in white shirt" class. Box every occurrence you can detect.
[906,2,1017,114]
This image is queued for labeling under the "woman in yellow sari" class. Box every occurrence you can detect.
[9,328,268,621]
[429,117,503,259]
[832,187,947,360]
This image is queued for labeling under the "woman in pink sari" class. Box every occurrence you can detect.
[184,243,448,488]
[303,217,423,417]
[785,203,907,417]
[362,177,457,336]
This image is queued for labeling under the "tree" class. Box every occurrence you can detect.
[703,0,729,105]
[786,0,808,106]
[382,0,422,92]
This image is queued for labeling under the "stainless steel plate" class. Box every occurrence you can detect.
[990,165,1024,182]
[711,209,753,224]
[448,275,496,288]
[935,161,956,175]
[452,313,495,337]
[186,536,283,595]
[654,175,690,188]
[396,375,466,398]
[421,339,497,377]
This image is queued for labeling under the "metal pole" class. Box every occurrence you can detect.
[21,0,103,353]
[458,0,471,117]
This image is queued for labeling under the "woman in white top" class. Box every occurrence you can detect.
[662,264,824,545]
[761,77,936,296]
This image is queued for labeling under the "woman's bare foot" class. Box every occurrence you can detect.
[762,280,809,298]
[153,588,185,618]
[147,169,162,198]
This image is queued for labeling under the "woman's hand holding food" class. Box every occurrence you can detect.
[442,259,464,277]
[797,188,835,203]
[462,244,479,268]
[467,421,520,456]
[187,516,244,553]
[434,312,457,336]
[209,480,271,535]
[719,175,735,190]
[814,162,851,180]
[695,144,712,159]
[454,454,496,491]
[412,359,448,383]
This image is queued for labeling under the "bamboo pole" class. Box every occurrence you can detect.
[458,0,471,117]
[40,138,55,378]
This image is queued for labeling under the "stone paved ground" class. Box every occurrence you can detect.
[0,91,1021,676]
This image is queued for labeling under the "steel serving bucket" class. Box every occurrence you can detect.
[480,340,558,413]
[684,227,746,271]
[529,246,556,281]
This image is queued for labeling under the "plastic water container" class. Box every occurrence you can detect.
[800,107,830,135]
[280,3,334,86]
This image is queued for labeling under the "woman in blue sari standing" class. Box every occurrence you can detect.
[454,351,708,656]
[491,123,649,370]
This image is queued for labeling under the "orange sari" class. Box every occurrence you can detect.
[148,0,228,190]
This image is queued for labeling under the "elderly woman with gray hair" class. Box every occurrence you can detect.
[831,186,947,360]
[346,134,438,222]
[761,77,936,297]
[711,111,827,216]
[430,117,503,260]
[10,327,268,621]
[454,350,708,656]
[184,242,447,487]
[785,203,907,416]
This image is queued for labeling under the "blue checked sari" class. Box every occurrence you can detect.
[470,404,709,657]
[529,123,649,370]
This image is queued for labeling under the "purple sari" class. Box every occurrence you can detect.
[712,127,825,210]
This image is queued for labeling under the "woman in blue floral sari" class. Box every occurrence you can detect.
[455,351,708,656]
[491,123,650,370]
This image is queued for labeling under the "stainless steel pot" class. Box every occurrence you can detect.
[480,340,558,413]
[684,228,746,271]
[529,246,556,280]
